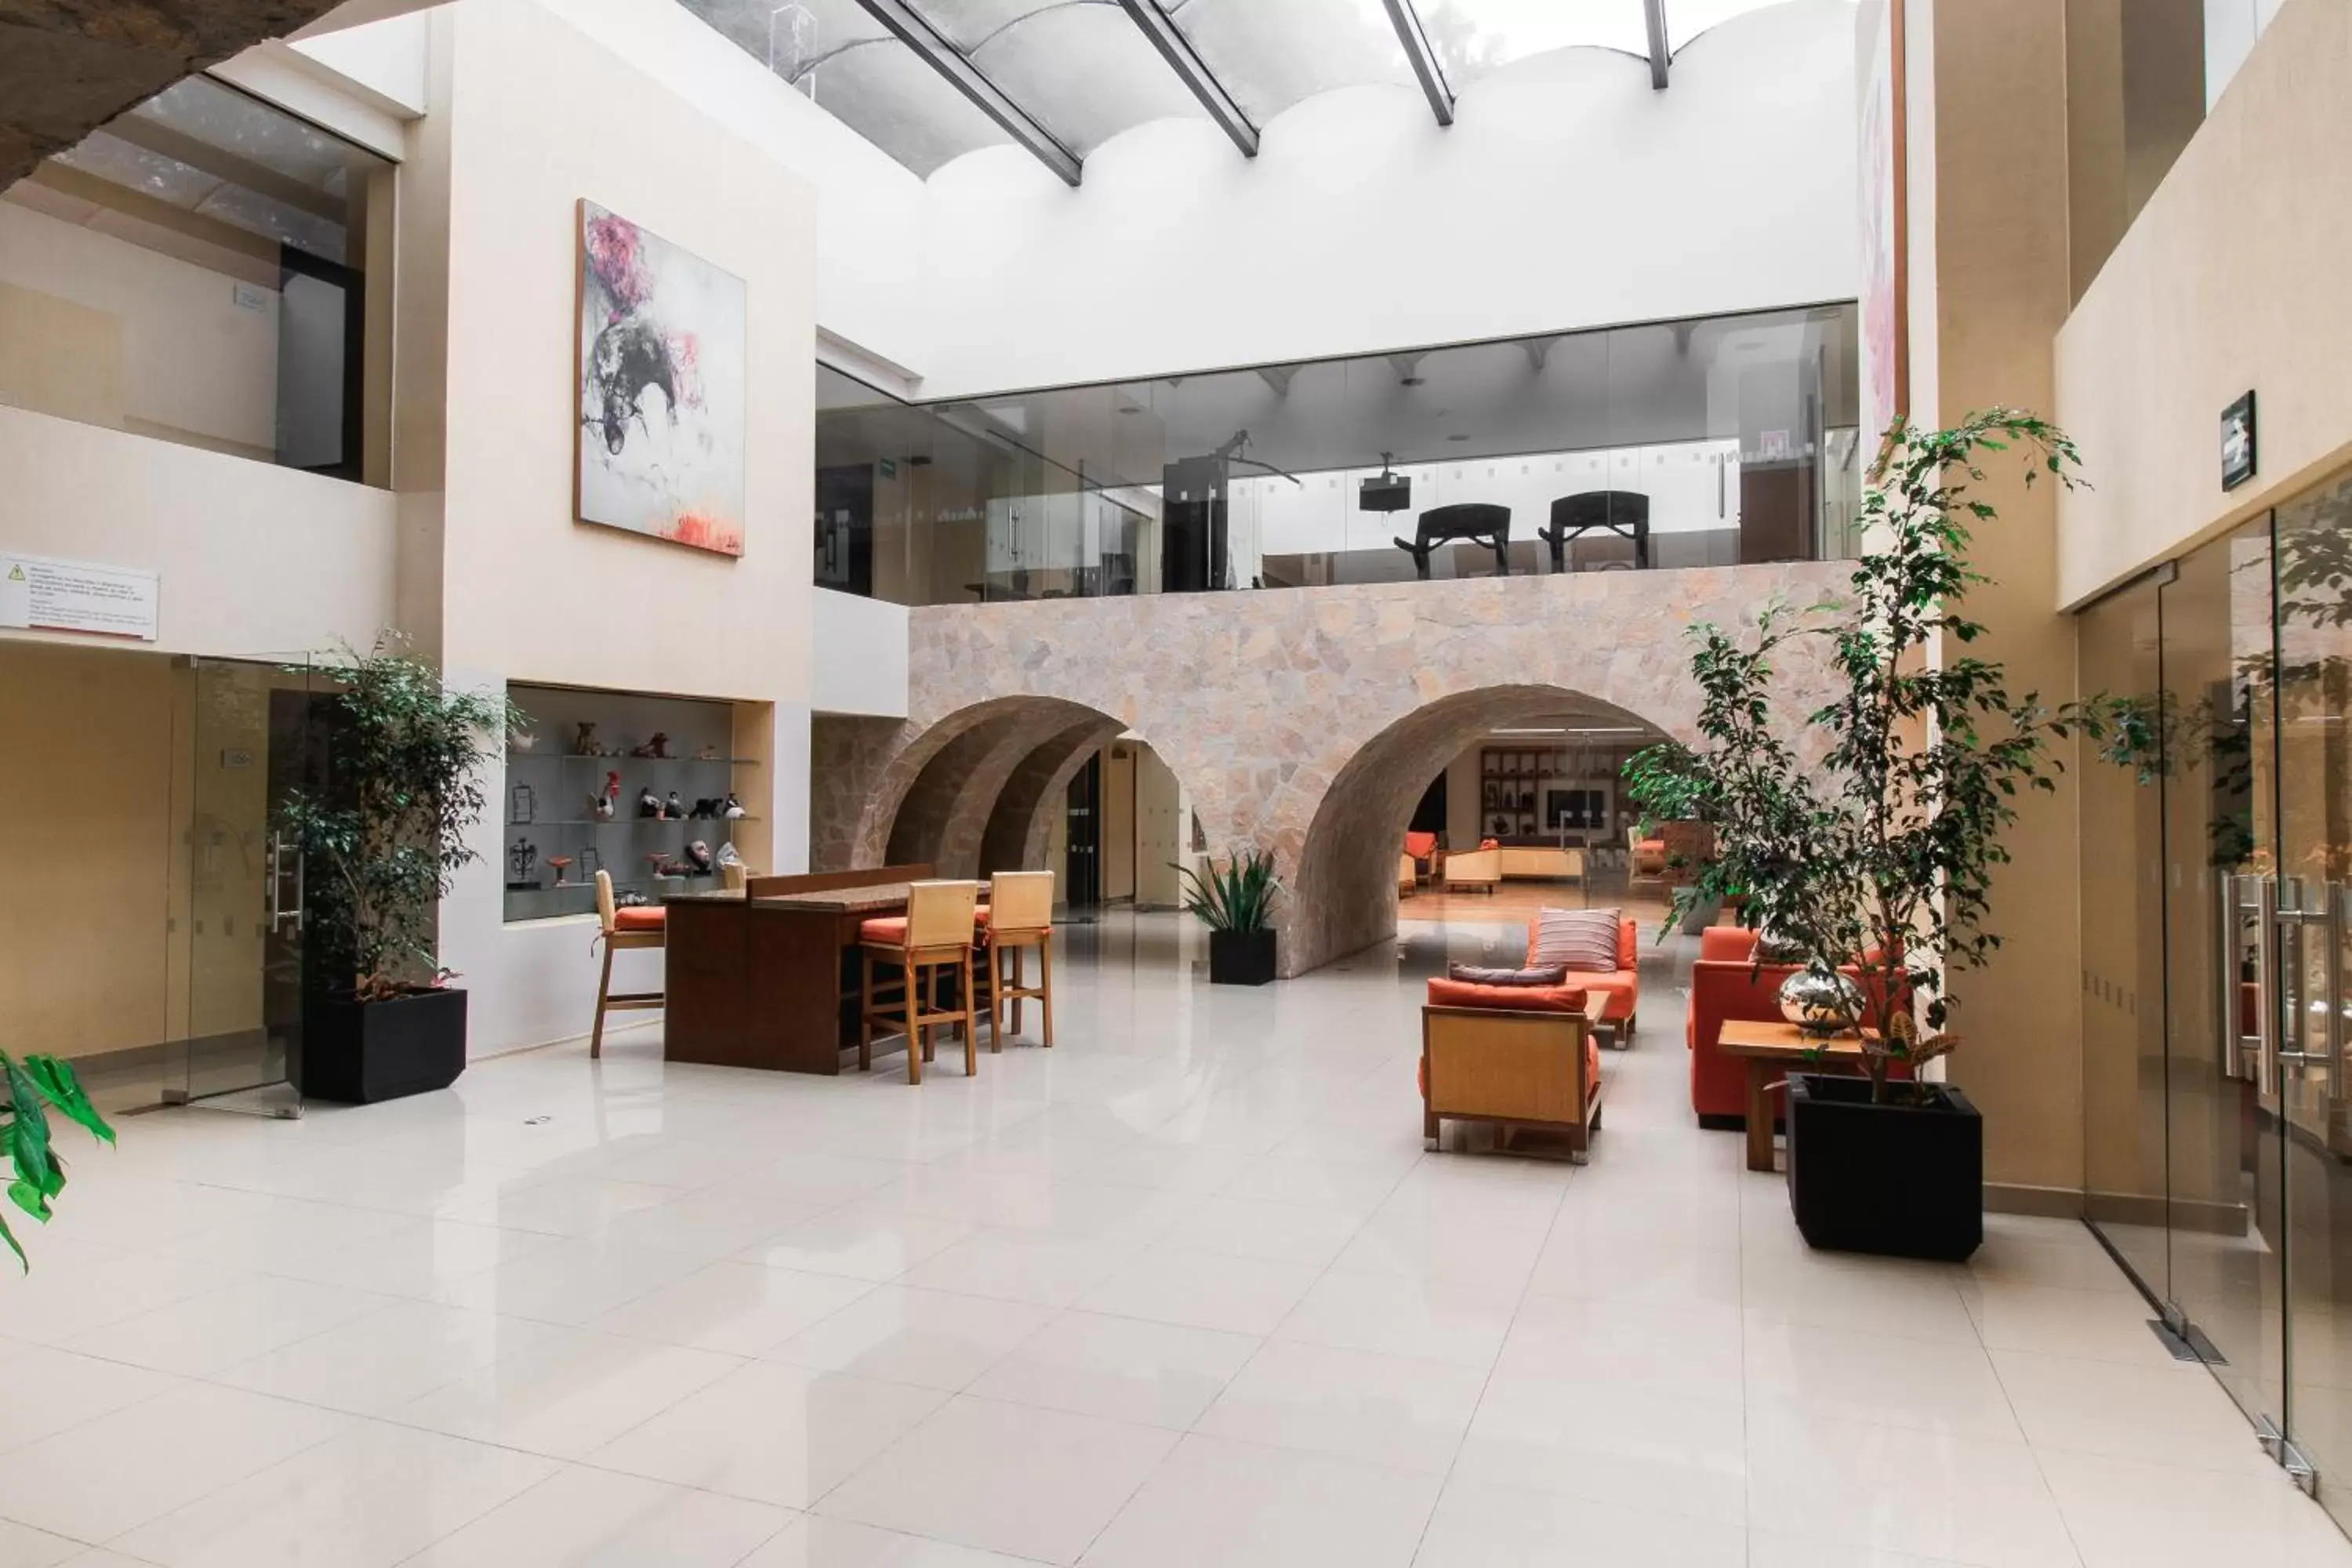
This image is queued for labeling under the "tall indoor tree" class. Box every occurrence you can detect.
[1626,408,2120,1100]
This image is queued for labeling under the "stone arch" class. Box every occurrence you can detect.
[859,695,1209,895]
[979,717,1123,877]
[1282,684,1675,975]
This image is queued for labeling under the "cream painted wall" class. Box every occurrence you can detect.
[0,201,279,456]
[0,405,396,659]
[0,644,177,1061]
[812,588,909,718]
[421,0,817,1055]
[2055,0,2352,606]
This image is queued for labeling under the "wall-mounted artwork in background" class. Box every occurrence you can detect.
[575,201,746,557]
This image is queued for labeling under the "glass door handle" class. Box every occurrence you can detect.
[265,832,305,936]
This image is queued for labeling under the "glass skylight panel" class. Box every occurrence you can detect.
[1163,0,1410,125]
[677,0,1013,176]
[1666,0,1791,50]
[51,131,220,208]
[132,76,353,191]
[943,0,1207,158]
[1415,0,1650,91]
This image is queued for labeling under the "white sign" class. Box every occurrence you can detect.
[0,553,160,641]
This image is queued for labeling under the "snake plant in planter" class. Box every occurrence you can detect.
[1175,849,1282,985]
[278,635,520,1103]
[1652,410,2122,1260]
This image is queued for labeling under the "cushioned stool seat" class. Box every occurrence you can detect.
[613,906,666,932]
[858,915,907,943]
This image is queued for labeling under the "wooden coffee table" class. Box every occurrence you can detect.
[1716,1019,1874,1172]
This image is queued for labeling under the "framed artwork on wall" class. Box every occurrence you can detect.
[575,200,747,557]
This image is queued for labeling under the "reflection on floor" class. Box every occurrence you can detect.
[0,909,2344,1566]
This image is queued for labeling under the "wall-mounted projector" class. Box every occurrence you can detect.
[1359,456,1411,514]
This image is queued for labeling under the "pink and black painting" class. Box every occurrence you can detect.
[575,201,746,557]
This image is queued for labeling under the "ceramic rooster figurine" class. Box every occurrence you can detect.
[590,772,619,821]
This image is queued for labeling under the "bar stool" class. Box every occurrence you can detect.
[590,870,665,1058]
[978,869,1055,1051]
[860,880,982,1083]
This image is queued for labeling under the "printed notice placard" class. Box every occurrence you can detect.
[0,554,160,641]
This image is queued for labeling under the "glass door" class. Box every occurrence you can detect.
[2271,468,2352,1519]
[2159,521,2288,1439]
[171,655,326,1118]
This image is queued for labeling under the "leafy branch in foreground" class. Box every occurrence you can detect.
[0,1052,114,1271]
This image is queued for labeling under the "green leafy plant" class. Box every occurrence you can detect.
[0,1053,114,1270]
[1657,409,2122,1102]
[1621,740,1709,837]
[278,634,521,1004]
[1174,848,1282,934]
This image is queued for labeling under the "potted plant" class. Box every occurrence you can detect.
[1641,410,2117,1261]
[279,635,520,1104]
[1175,848,1281,985]
[0,1050,114,1269]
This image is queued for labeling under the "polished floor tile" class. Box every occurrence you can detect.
[401,1463,793,1566]
[1195,1338,1484,1474]
[1078,1432,1441,1568]
[590,1360,947,1508]
[965,1308,1258,1428]
[817,1394,1178,1564]
[8,909,2348,1566]
[591,1260,875,1355]
[767,1283,1054,1391]
[110,1419,556,1568]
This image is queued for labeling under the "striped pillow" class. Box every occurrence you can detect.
[1530,907,1621,973]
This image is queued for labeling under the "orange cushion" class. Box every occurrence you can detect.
[1478,838,1499,850]
[859,916,907,943]
[1403,832,1438,858]
[613,907,666,931]
[1426,977,1589,1013]
[1699,926,1757,962]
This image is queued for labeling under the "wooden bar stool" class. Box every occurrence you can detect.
[860,880,982,1083]
[590,870,665,1058]
[979,869,1055,1051]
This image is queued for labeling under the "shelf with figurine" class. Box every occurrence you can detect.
[503,686,757,924]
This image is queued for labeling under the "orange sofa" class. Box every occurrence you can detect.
[1685,926,1905,1128]
[1421,976,1606,1162]
[1523,914,1641,1038]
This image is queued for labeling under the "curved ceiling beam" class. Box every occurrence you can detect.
[1115,0,1258,159]
[852,0,1083,187]
[1381,0,1454,128]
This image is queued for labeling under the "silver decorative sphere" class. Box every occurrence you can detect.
[1777,964,1863,1036]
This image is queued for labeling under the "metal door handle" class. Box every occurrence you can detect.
[266,831,304,935]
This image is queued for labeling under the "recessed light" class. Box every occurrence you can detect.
[1447,434,1470,442]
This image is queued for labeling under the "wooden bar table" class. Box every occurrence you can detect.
[662,866,936,1073]
[1715,1019,1874,1173]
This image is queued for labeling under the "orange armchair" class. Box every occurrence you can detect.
[1523,914,1640,1037]
[1684,927,1907,1127]
[1420,978,1606,1162]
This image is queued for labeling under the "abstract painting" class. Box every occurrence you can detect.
[575,201,746,556]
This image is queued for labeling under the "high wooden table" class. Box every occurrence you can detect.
[663,866,942,1074]
[1716,1019,1873,1173]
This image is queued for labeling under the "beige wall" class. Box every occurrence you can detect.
[1134,744,1185,909]
[416,0,818,1053]
[0,405,397,660]
[1918,0,2086,1202]
[0,645,176,1059]
[2056,0,2352,604]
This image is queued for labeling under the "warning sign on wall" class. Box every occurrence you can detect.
[0,554,160,641]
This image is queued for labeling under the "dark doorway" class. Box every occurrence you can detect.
[1410,771,1447,837]
[816,464,876,596]
[1064,753,1102,908]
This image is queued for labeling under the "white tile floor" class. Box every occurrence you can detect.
[2,909,2347,1566]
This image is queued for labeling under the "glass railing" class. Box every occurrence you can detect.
[818,303,1863,606]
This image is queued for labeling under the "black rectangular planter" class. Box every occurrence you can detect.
[1208,929,1277,986]
[297,987,469,1105]
[1786,1073,1982,1261]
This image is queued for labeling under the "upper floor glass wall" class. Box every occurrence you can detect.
[818,301,1861,605]
[0,75,394,484]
